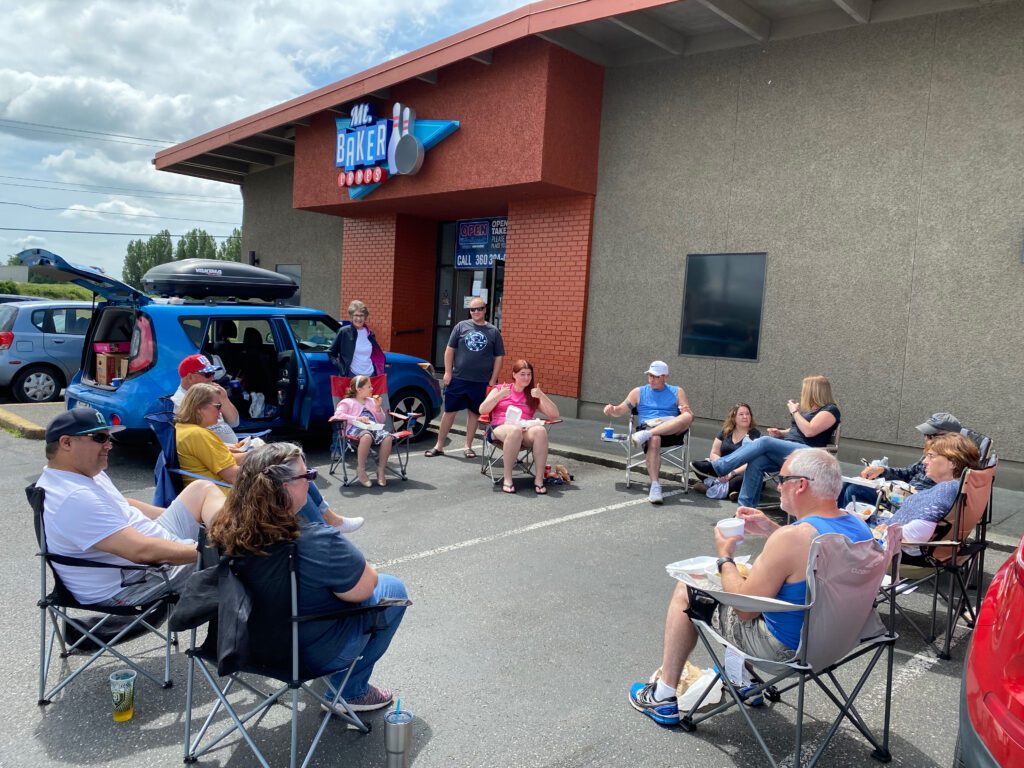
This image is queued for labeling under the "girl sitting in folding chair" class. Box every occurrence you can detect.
[479,359,560,495]
[331,375,395,487]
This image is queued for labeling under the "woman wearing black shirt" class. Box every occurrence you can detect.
[706,403,761,501]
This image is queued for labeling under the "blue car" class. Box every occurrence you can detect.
[19,249,441,439]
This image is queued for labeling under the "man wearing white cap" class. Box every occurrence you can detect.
[603,360,694,504]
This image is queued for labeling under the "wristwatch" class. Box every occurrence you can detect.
[716,556,735,574]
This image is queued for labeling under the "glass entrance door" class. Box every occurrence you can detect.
[433,221,505,370]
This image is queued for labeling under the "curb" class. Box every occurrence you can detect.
[0,406,46,439]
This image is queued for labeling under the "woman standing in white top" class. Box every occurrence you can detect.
[329,300,386,377]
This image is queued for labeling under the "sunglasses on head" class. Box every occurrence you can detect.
[289,468,318,482]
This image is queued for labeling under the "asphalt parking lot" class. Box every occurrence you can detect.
[0,425,1001,767]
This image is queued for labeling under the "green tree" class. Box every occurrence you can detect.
[120,229,175,289]
[6,254,20,266]
[174,228,218,262]
[216,228,242,261]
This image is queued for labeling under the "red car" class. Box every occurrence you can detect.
[957,535,1024,766]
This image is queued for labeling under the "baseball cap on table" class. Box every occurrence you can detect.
[179,354,220,377]
[45,407,125,443]
[645,360,669,376]
[915,412,963,435]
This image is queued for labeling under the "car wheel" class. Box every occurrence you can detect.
[12,365,64,403]
[390,388,433,441]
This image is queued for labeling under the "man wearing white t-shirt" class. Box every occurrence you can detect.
[36,408,224,606]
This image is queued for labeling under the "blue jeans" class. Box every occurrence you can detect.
[299,485,327,525]
[710,437,801,507]
[838,482,878,509]
[328,574,408,698]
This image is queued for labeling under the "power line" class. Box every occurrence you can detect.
[0,227,240,239]
[0,181,241,205]
[0,118,175,144]
[0,174,240,201]
[0,200,240,225]
[0,121,170,148]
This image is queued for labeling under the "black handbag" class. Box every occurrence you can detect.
[168,562,220,632]
[216,558,253,676]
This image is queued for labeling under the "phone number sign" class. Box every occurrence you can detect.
[455,217,507,269]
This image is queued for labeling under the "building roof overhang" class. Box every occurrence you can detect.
[155,0,999,183]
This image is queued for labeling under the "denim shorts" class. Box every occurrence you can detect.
[444,378,487,414]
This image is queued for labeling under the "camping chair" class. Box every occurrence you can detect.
[884,458,997,659]
[620,405,690,491]
[328,375,415,484]
[145,396,233,507]
[27,484,180,705]
[477,387,562,484]
[178,541,411,768]
[679,528,902,768]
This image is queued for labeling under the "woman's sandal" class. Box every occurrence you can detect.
[463,448,478,459]
[534,484,548,495]
[424,447,445,457]
[502,482,516,494]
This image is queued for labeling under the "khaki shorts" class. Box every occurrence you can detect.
[717,606,794,662]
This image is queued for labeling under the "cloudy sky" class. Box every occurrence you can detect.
[0,0,530,279]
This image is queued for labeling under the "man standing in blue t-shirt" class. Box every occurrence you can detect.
[425,296,505,459]
[628,449,873,726]
[603,360,693,504]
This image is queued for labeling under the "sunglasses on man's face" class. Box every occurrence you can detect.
[77,432,112,445]
[469,306,486,312]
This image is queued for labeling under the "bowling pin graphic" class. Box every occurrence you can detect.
[387,102,401,175]
[395,105,425,175]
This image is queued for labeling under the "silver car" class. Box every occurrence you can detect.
[0,300,93,402]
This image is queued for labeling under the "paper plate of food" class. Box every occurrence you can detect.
[666,555,751,587]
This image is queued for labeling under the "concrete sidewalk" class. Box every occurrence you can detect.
[4,400,1021,550]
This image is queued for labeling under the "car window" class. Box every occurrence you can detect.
[30,309,56,334]
[51,307,93,335]
[180,317,208,349]
[286,316,340,351]
[0,306,15,332]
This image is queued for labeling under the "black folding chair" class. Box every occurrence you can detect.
[27,484,180,705]
[679,529,902,768]
[179,541,410,767]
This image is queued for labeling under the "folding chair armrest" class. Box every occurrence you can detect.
[543,418,563,425]
[293,597,412,624]
[685,583,809,614]
[44,552,171,573]
[236,429,271,440]
[169,467,232,489]
[388,411,422,420]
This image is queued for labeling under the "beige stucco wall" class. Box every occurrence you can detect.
[583,2,1024,464]
[240,163,343,316]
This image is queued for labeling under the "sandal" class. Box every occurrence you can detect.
[502,483,516,494]
[534,484,548,495]
[463,448,478,459]
[424,447,445,457]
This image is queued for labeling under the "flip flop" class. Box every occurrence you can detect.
[424,447,445,457]
[502,483,516,494]
[534,484,548,495]
[463,448,478,459]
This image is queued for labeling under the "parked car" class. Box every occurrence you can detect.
[17,249,441,439]
[0,300,93,402]
[956,535,1024,767]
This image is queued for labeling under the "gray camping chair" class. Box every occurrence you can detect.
[679,527,902,768]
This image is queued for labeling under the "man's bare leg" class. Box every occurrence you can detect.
[660,582,698,688]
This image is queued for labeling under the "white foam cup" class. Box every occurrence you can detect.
[716,518,745,539]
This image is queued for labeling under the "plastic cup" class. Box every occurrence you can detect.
[716,518,745,540]
[110,669,137,722]
[384,710,413,768]
[603,427,614,439]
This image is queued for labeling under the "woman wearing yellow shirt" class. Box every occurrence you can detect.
[175,383,246,488]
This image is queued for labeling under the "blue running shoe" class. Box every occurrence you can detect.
[739,683,764,707]
[629,682,679,725]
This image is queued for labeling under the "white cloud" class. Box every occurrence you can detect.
[60,198,158,221]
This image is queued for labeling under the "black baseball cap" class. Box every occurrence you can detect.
[45,407,126,443]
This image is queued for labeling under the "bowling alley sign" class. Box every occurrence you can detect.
[335,102,459,200]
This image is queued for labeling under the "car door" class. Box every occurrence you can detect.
[40,306,93,379]
[282,314,340,427]
[273,317,315,430]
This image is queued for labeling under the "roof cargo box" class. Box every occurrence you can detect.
[142,259,298,300]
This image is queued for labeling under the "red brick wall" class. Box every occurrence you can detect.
[499,195,594,399]
[339,214,436,361]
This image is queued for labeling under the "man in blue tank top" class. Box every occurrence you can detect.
[629,448,873,726]
[603,361,693,504]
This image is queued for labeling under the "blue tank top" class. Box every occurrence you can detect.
[763,514,873,651]
[637,384,679,424]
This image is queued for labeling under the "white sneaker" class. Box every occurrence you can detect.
[631,429,652,448]
[337,516,365,534]
[648,481,663,505]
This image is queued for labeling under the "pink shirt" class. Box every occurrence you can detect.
[490,386,535,428]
